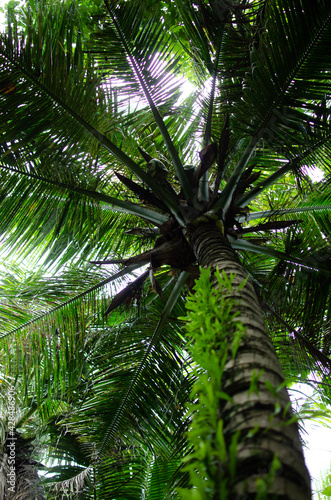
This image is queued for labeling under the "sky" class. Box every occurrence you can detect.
[291,382,331,498]
[0,0,330,497]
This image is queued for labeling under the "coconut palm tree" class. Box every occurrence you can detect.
[0,0,331,498]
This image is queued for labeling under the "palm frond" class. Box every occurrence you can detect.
[95,271,189,459]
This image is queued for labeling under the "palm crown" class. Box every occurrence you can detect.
[0,0,331,498]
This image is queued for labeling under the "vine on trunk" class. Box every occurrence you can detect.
[178,267,282,500]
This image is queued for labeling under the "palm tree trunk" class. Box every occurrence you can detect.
[2,432,46,500]
[190,221,311,499]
